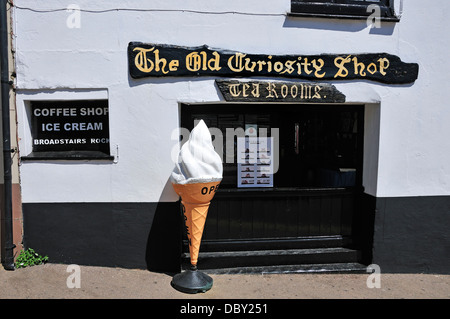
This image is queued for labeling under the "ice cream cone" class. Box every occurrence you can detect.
[172,181,220,266]
[170,120,223,293]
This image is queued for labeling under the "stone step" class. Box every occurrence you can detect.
[203,262,368,274]
[182,247,361,270]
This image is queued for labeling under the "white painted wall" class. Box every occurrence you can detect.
[13,0,450,202]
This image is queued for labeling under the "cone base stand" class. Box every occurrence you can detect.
[171,268,213,294]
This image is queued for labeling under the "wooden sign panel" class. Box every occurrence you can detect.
[128,43,419,84]
[216,80,345,103]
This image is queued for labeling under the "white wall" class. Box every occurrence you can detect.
[13,0,450,202]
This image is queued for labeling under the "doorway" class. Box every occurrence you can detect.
[180,103,364,247]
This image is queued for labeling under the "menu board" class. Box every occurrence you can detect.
[237,137,273,188]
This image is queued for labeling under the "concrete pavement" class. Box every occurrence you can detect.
[0,263,449,299]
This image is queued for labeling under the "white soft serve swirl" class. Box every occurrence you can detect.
[171,120,223,185]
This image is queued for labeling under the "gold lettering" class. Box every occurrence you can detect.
[245,58,256,72]
[313,85,322,99]
[251,83,260,98]
[267,56,273,72]
[208,51,222,71]
[153,49,169,74]
[228,84,241,97]
[200,52,208,70]
[256,60,266,72]
[186,51,222,72]
[300,84,313,99]
[367,62,377,74]
[301,58,312,75]
[133,47,155,73]
[352,57,367,76]
[186,52,202,71]
[291,85,298,98]
[281,84,289,98]
[280,60,296,74]
[242,83,250,97]
[133,47,178,74]
[312,59,326,78]
[296,57,302,74]
[169,60,179,71]
[266,82,278,98]
[274,61,284,73]
[378,58,390,76]
[228,53,246,72]
[334,55,352,78]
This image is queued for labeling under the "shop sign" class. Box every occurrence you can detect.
[30,100,110,154]
[216,80,345,103]
[128,43,419,84]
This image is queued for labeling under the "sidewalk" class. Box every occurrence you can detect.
[0,263,449,299]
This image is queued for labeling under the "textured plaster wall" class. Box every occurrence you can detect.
[12,0,450,202]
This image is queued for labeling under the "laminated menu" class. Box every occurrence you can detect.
[237,137,274,188]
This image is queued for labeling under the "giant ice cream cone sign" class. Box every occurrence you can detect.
[172,182,220,266]
[170,120,222,293]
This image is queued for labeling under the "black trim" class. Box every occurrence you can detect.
[289,0,400,22]
[372,195,450,274]
[22,202,181,272]
[21,195,450,274]
[287,12,400,22]
[0,0,15,270]
[21,151,114,161]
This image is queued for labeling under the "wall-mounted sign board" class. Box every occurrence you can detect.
[216,80,345,103]
[26,100,111,159]
[128,42,419,84]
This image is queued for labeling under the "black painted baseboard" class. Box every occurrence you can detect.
[21,195,450,274]
[372,195,450,274]
[22,202,181,273]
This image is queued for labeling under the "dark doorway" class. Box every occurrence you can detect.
[181,103,364,248]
